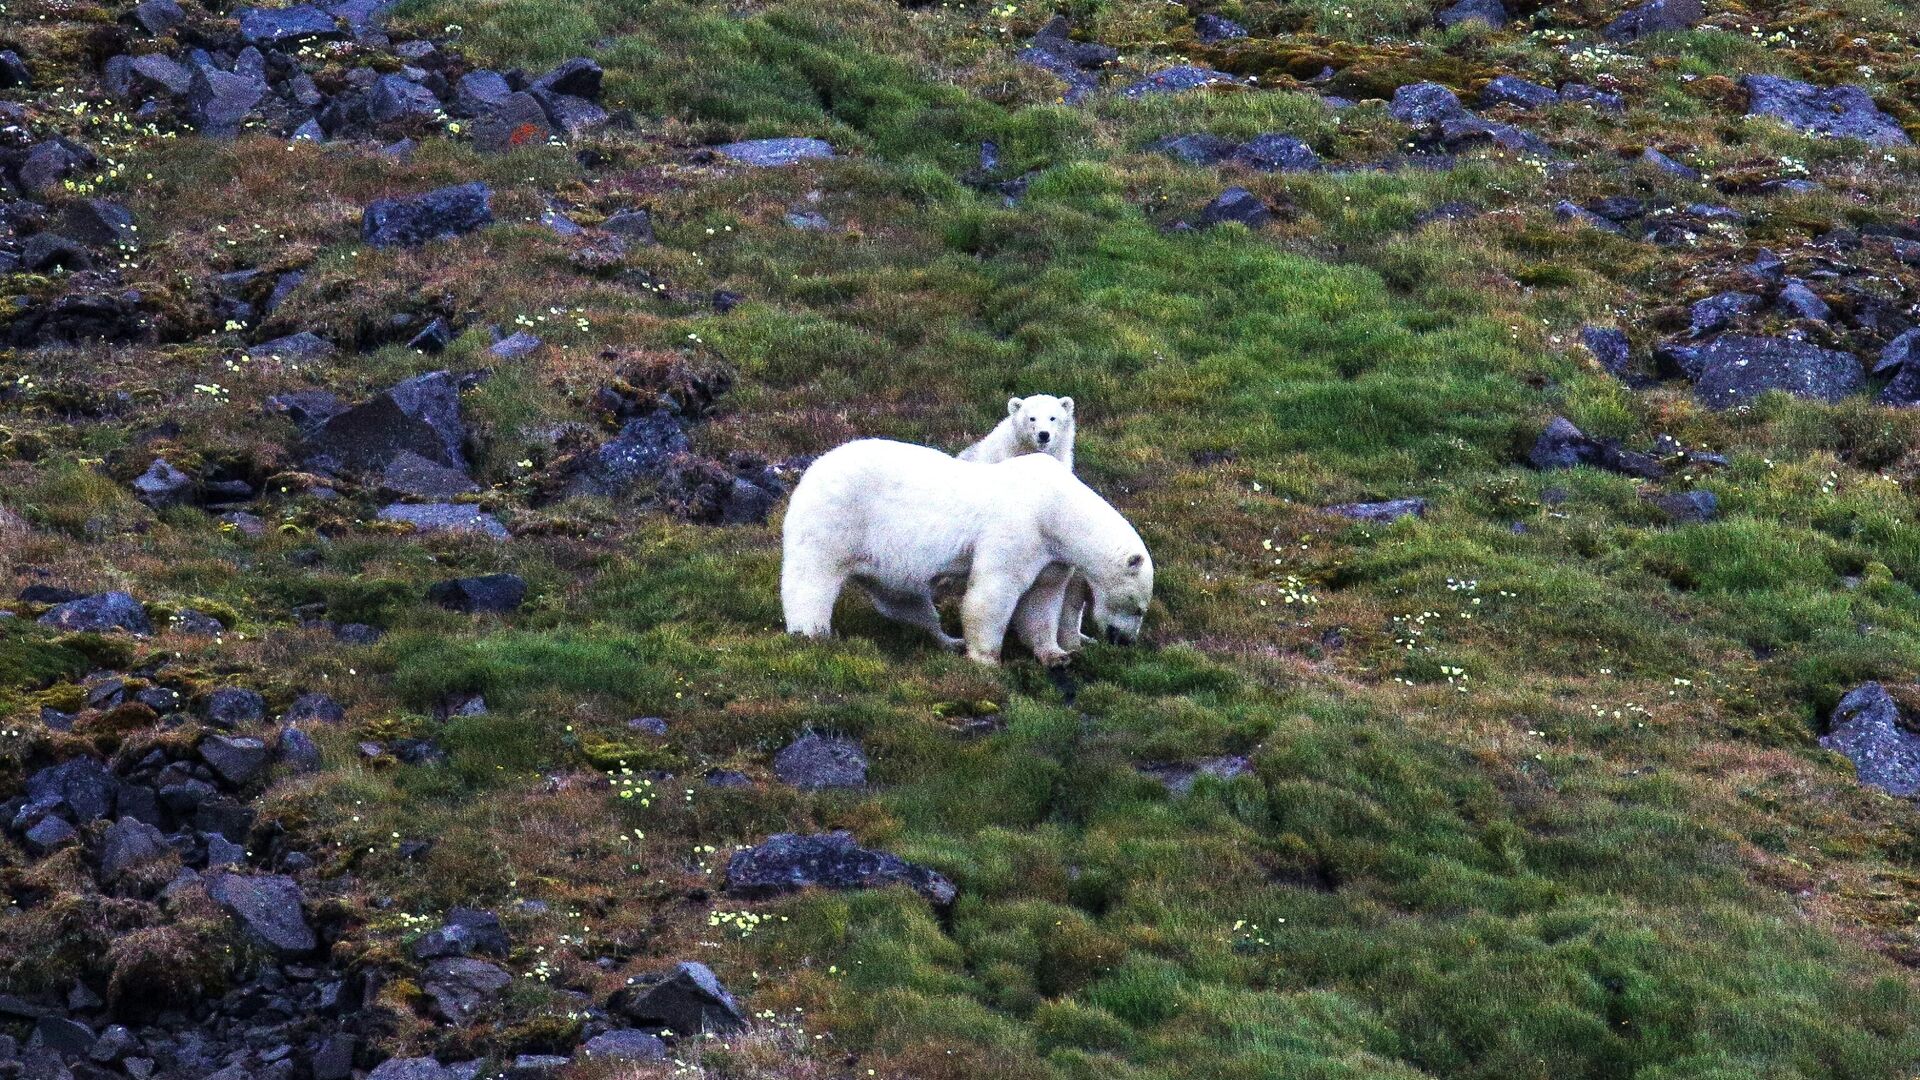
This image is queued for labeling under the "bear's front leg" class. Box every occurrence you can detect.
[961,576,1029,666]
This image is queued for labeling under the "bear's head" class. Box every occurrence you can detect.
[1008,394,1074,453]
[1091,549,1153,646]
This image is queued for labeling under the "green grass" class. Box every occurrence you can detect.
[7,0,1920,1074]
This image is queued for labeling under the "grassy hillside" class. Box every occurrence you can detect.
[5,0,1920,1076]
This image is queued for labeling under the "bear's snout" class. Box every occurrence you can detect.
[1036,431,1051,444]
[1106,625,1135,646]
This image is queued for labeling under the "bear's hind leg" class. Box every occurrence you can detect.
[863,585,964,652]
[1013,564,1075,667]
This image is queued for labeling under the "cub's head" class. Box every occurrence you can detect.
[1090,549,1154,646]
[1007,394,1074,453]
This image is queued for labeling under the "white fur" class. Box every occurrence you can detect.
[782,439,1152,665]
[959,394,1075,470]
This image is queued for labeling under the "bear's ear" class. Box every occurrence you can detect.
[1060,397,1074,415]
[1126,553,1145,572]
[1007,396,1024,417]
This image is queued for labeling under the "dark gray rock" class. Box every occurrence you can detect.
[202,832,246,867]
[578,1029,667,1062]
[1746,248,1786,282]
[1528,416,1666,478]
[362,183,494,248]
[1775,279,1830,322]
[310,1035,355,1080]
[453,70,512,116]
[773,733,868,790]
[380,451,480,499]
[1820,683,1920,797]
[252,332,336,362]
[603,209,656,244]
[568,411,689,497]
[18,139,88,193]
[266,390,346,430]
[1743,75,1909,146]
[25,815,79,853]
[489,330,542,359]
[1554,200,1624,234]
[533,58,603,100]
[1581,326,1630,376]
[1437,0,1507,27]
[305,370,467,474]
[1481,75,1558,110]
[1665,335,1864,407]
[1231,133,1319,171]
[1604,0,1703,39]
[204,872,316,957]
[608,962,747,1036]
[532,89,608,137]
[100,817,171,881]
[1640,146,1700,180]
[187,67,268,138]
[1194,13,1248,41]
[470,91,552,153]
[38,592,151,634]
[1150,133,1238,165]
[88,1024,136,1062]
[376,503,509,540]
[1649,489,1718,523]
[408,317,454,353]
[132,458,193,509]
[287,692,346,724]
[133,0,186,34]
[125,54,194,97]
[1389,81,1469,126]
[59,200,138,248]
[206,687,268,728]
[715,138,835,166]
[629,716,669,735]
[1197,187,1269,228]
[237,5,341,45]
[1323,498,1427,523]
[366,1059,453,1080]
[23,234,92,272]
[504,1056,570,1080]
[31,1017,94,1057]
[411,908,509,960]
[1121,65,1240,98]
[1559,83,1625,110]
[1688,290,1762,335]
[724,831,957,907]
[428,574,527,614]
[421,958,511,1024]
[200,735,270,787]
[276,727,321,772]
[0,51,29,90]
[367,74,441,122]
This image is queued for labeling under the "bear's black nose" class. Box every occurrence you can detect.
[1036,431,1051,444]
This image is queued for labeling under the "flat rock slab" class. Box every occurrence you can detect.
[1743,75,1909,146]
[1121,65,1240,98]
[724,830,956,907]
[428,574,527,614]
[363,183,494,248]
[1665,335,1864,407]
[237,4,342,46]
[772,733,868,789]
[1604,0,1703,40]
[38,591,151,634]
[1139,754,1253,794]
[1324,498,1427,523]
[715,138,835,166]
[378,503,509,540]
[1821,682,1920,797]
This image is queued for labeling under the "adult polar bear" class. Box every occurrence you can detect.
[781,439,1152,665]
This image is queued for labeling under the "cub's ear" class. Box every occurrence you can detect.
[1126,553,1145,571]
[1060,397,1074,415]
[1007,396,1024,417]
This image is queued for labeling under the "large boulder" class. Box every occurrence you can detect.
[362,183,494,248]
[772,733,868,790]
[38,592,151,634]
[236,4,342,46]
[421,958,512,1023]
[304,371,468,474]
[1820,683,1920,797]
[469,92,553,154]
[723,831,957,907]
[1743,76,1909,147]
[1604,0,1703,40]
[200,735,271,787]
[1661,336,1863,407]
[1230,134,1319,172]
[607,962,747,1036]
[204,872,317,957]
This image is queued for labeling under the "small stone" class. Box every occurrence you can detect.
[1581,326,1630,376]
[277,727,322,772]
[206,687,268,728]
[489,330,542,359]
[428,574,528,614]
[366,1058,453,1080]
[773,733,868,789]
[100,817,171,880]
[602,209,656,244]
[1640,147,1701,181]
[1197,187,1269,229]
[1649,489,1718,523]
[629,716,668,735]
[1688,291,1762,335]
[1604,0,1703,39]
[287,692,347,724]
[25,815,79,853]
[1436,0,1506,27]
[1194,13,1247,41]
[1121,65,1239,98]
[1230,133,1319,172]
[133,458,194,509]
[1775,279,1830,322]
[1480,75,1558,110]
[421,958,511,1024]
[1149,133,1238,165]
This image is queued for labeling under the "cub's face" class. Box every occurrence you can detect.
[1008,394,1074,452]
[1091,551,1153,645]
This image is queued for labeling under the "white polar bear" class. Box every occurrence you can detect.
[782,439,1152,665]
[959,395,1075,470]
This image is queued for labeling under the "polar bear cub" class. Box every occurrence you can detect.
[959,395,1075,471]
[781,440,1152,666]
